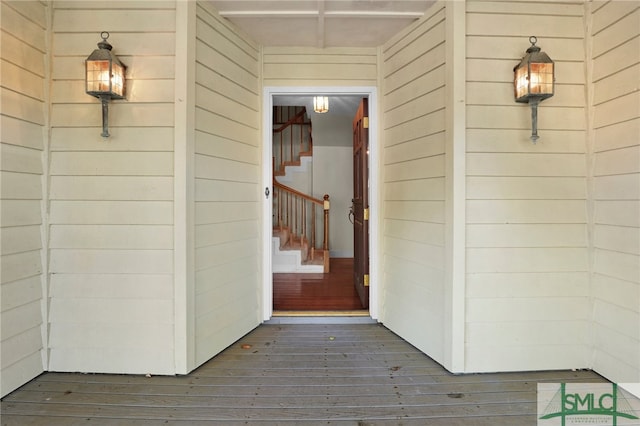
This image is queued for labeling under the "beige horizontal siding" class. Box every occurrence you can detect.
[50,274,174,300]
[467,199,586,223]
[49,225,173,249]
[466,128,586,153]
[50,127,174,152]
[0,0,47,398]
[592,5,639,385]
[49,201,173,224]
[464,0,589,373]
[193,1,261,367]
[380,1,447,366]
[467,224,587,248]
[52,8,176,32]
[46,1,177,376]
[263,46,377,87]
[467,177,586,200]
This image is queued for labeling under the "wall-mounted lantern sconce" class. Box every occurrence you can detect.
[513,36,554,143]
[85,31,126,138]
[313,96,329,113]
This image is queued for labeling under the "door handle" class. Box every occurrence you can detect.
[348,206,354,224]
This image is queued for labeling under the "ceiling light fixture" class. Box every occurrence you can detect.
[313,96,329,113]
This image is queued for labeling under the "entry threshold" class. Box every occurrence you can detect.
[266,310,376,324]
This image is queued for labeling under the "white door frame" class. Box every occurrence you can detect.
[262,86,379,321]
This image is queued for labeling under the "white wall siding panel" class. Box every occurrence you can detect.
[50,127,175,152]
[383,254,445,361]
[590,1,640,384]
[50,201,173,225]
[464,1,589,372]
[467,177,586,200]
[467,128,586,153]
[381,1,448,366]
[47,1,177,375]
[0,0,48,397]
[193,2,261,367]
[49,176,174,201]
[263,47,377,87]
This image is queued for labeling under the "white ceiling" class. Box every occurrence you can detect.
[211,2,436,121]
[209,0,435,48]
[274,94,363,117]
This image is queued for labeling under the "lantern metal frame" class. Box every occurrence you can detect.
[513,36,554,143]
[85,31,126,138]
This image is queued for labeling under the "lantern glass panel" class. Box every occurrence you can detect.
[86,60,111,94]
[111,62,125,97]
[529,62,553,96]
[514,64,529,100]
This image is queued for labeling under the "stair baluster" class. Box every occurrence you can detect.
[273,181,330,273]
[272,106,329,272]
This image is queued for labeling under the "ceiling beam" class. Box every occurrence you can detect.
[324,11,423,18]
[217,11,423,18]
[217,11,318,17]
[317,0,325,48]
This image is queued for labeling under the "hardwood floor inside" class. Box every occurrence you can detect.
[273,257,366,311]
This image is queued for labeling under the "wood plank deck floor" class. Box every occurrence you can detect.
[1,324,605,425]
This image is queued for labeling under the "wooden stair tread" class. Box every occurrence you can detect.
[273,227,329,271]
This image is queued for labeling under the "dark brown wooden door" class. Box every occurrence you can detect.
[352,98,369,309]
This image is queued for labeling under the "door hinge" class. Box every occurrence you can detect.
[364,274,369,287]
[362,117,369,129]
[363,208,369,221]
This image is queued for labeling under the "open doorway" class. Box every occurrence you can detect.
[272,258,363,312]
[262,87,379,321]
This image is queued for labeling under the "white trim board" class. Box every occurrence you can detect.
[262,86,379,322]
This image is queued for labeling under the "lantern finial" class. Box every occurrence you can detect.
[97,31,113,51]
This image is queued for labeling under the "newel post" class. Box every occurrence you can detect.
[323,195,330,251]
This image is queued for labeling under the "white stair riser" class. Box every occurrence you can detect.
[272,237,323,273]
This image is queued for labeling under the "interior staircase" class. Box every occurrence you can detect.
[272,106,330,273]
[272,227,325,273]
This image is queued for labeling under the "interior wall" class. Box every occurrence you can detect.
[464,1,590,371]
[312,145,353,258]
[0,0,48,398]
[47,0,177,374]
[193,1,262,366]
[380,1,448,366]
[588,0,640,384]
[312,114,354,257]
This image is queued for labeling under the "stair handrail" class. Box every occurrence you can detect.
[272,107,313,176]
[273,108,307,133]
[273,179,330,271]
[273,180,324,207]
